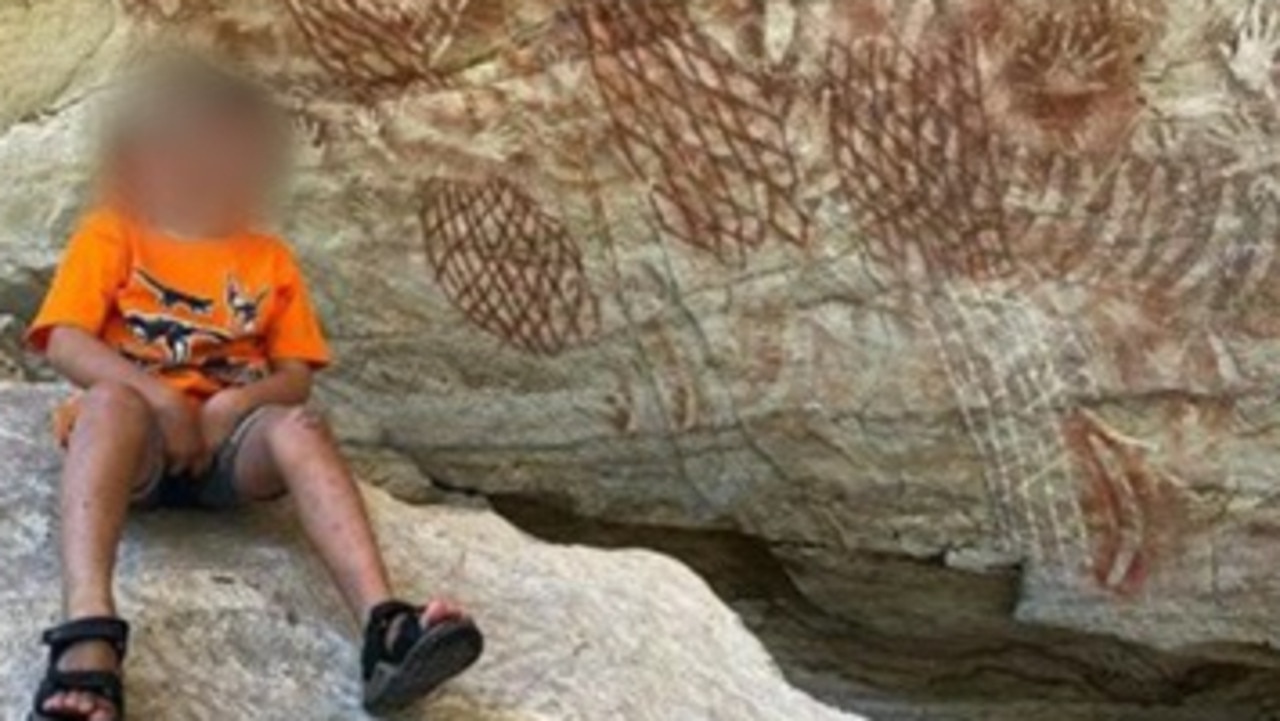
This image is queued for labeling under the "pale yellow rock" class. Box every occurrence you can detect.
[0,384,855,721]
[0,0,115,128]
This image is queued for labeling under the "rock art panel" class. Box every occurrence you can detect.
[3,0,1280,669]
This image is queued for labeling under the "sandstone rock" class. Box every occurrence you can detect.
[0,384,853,721]
[0,0,115,128]
[5,0,1280,712]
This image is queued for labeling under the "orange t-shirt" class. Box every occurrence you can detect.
[28,206,331,401]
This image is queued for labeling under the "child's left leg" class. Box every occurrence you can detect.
[218,404,482,709]
[219,405,416,616]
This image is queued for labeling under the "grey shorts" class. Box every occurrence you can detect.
[131,406,274,511]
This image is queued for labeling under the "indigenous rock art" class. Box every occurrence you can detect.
[575,0,811,264]
[824,11,1106,595]
[283,0,464,99]
[1020,152,1280,315]
[9,0,1280,705]
[418,177,600,355]
[826,30,1013,283]
[1062,408,1189,596]
[984,0,1153,155]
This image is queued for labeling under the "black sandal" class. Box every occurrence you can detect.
[30,617,130,721]
[361,600,484,713]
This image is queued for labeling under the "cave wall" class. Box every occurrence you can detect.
[4,0,1280,658]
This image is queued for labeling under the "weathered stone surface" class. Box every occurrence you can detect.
[0,384,852,721]
[0,0,115,127]
[7,0,1280,714]
[499,495,1280,720]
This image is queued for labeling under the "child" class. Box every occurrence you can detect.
[25,59,482,721]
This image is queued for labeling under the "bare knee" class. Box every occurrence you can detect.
[77,382,152,429]
[65,382,158,488]
[256,405,350,489]
[260,404,334,449]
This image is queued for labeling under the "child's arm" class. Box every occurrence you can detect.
[215,359,313,413]
[46,325,206,473]
[199,360,314,454]
[198,243,331,452]
[203,243,328,419]
[46,326,181,409]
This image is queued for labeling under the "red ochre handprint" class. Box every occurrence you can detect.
[419,177,600,356]
[573,0,810,265]
[988,0,1150,155]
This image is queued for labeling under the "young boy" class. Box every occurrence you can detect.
[25,60,482,721]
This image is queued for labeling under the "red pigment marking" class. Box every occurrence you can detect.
[419,177,600,356]
[987,0,1152,155]
[573,0,810,265]
[283,0,463,102]
[1061,408,1184,596]
[826,30,1015,282]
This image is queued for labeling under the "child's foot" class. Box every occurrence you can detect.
[31,616,129,721]
[393,600,464,641]
[362,599,484,714]
[39,640,121,721]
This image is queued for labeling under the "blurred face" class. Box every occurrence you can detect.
[119,103,279,238]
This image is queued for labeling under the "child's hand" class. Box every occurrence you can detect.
[153,392,205,476]
[200,389,252,461]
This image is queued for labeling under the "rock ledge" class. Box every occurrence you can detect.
[0,384,854,721]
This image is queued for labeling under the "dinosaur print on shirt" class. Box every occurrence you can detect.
[135,268,215,315]
[123,312,232,365]
[226,274,270,333]
[28,206,331,399]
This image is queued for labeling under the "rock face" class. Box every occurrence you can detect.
[0,384,853,721]
[6,0,1280,713]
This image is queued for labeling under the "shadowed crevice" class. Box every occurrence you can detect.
[489,493,1280,721]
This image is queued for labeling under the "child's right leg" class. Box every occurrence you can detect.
[39,382,162,721]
